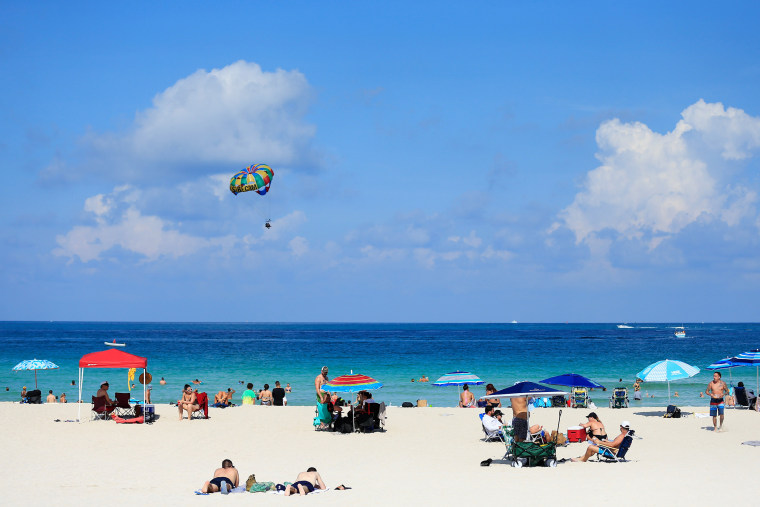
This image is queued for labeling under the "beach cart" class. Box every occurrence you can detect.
[507,409,563,468]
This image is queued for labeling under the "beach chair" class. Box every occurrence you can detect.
[509,440,558,467]
[594,429,635,462]
[91,395,115,420]
[114,392,134,417]
[479,413,505,442]
[192,392,209,419]
[571,387,589,408]
[734,387,757,410]
[609,387,629,408]
[367,402,386,432]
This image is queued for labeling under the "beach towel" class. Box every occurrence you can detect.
[110,413,145,424]
[741,441,760,446]
[249,482,276,493]
[315,402,332,426]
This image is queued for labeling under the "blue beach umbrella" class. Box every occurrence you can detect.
[732,349,760,396]
[12,359,59,389]
[477,381,566,400]
[706,357,746,384]
[433,371,484,406]
[635,359,700,402]
[539,373,605,390]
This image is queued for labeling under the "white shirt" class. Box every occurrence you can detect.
[482,414,502,433]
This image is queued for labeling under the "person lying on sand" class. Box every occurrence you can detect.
[200,459,239,494]
[284,467,326,496]
[572,421,630,462]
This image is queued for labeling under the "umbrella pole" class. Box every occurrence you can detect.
[668,381,671,403]
[35,369,38,389]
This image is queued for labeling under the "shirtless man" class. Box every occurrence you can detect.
[459,384,475,407]
[706,371,729,431]
[633,378,642,400]
[200,459,239,494]
[96,381,114,406]
[572,421,630,462]
[178,384,199,420]
[315,366,329,404]
[510,396,529,441]
[284,467,326,496]
[46,390,56,403]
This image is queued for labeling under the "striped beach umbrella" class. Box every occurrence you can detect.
[433,371,484,407]
[12,359,59,389]
[432,371,484,387]
[706,357,745,383]
[323,373,383,393]
[635,359,699,402]
[732,349,760,396]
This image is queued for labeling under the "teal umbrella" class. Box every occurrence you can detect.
[12,359,59,389]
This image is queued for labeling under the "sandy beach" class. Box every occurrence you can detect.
[2,401,758,506]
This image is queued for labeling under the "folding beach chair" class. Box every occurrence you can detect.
[571,387,589,408]
[367,402,386,432]
[609,387,629,409]
[91,395,115,421]
[114,392,134,417]
[734,387,757,410]
[594,429,635,462]
[192,392,209,419]
[479,414,505,442]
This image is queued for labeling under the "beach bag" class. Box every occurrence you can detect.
[337,419,353,433]
[402,402,414,408]
[665,405,681,418]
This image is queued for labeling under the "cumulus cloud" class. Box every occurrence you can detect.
[553,100,760,247]
[71,60,317,181]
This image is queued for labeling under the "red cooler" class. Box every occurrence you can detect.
[567,426,587,442]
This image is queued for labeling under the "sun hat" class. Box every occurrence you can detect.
[321,366,328,372]
[621,420,631,429]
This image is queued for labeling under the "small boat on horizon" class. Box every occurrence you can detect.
[617,324,634,329]
[674,326,686,338]
[104,339,126,347]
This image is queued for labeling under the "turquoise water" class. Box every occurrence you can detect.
[1,322,757,407]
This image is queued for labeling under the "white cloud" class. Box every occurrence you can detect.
[79,60,317,180]
[289,236,309,257]
[554,100,760,246]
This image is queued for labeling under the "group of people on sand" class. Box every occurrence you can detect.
[200,459,348,496]
[241,381,290,406]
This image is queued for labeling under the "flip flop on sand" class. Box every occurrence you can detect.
[480,458,493,467]
[336,484,352,490]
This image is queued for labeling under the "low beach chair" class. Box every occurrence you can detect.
[114,392,134,417]
[192,392,209,419]
[594,429,635,462]
[91,395,115,421]
[571,387,589,408]
[479,414,504,442]
[734,387,757,410]
[609,387,629,409]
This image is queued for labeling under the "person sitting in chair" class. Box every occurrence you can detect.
[572,421,631,462]
[178,384,199,420]
[200,459,239,494]
[96,381,115,406]
[580,412,607,440]
[482,405,503,437]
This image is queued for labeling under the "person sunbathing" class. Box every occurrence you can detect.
[572,421,630,462]
[200,459,239,494]
[284,467,326,496]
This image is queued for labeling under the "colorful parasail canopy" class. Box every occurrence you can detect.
[230,163,274,196]
[323,373,383,392]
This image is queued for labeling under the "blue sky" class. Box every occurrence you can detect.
[2,2,760,322]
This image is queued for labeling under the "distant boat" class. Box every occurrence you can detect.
[104,339,126,347]
[511,320,518,324]
[617,324,634,329]
[674,327,686,338]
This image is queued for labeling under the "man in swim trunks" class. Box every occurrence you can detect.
[510,395,528,441]
[284,467,326,496]
[706,371,729,431]
[200,459,239,494]
[315,366,329,404]
[459,384,475,407]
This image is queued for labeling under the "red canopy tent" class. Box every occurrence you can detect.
[77,349,148,423]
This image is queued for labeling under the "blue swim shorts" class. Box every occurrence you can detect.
[709,403,724,416]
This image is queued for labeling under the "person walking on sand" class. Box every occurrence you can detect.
[706,371,729,431]
[284,467,326,496]
[459,384,475,407]
[200,459,239,494]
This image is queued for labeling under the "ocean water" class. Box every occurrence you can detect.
[1,322,758,408]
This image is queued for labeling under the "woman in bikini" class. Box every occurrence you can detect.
[178,384,199,420]
[259,384,273,406]
[580,412,607,440]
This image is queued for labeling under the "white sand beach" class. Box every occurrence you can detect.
[1,402,758,506]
